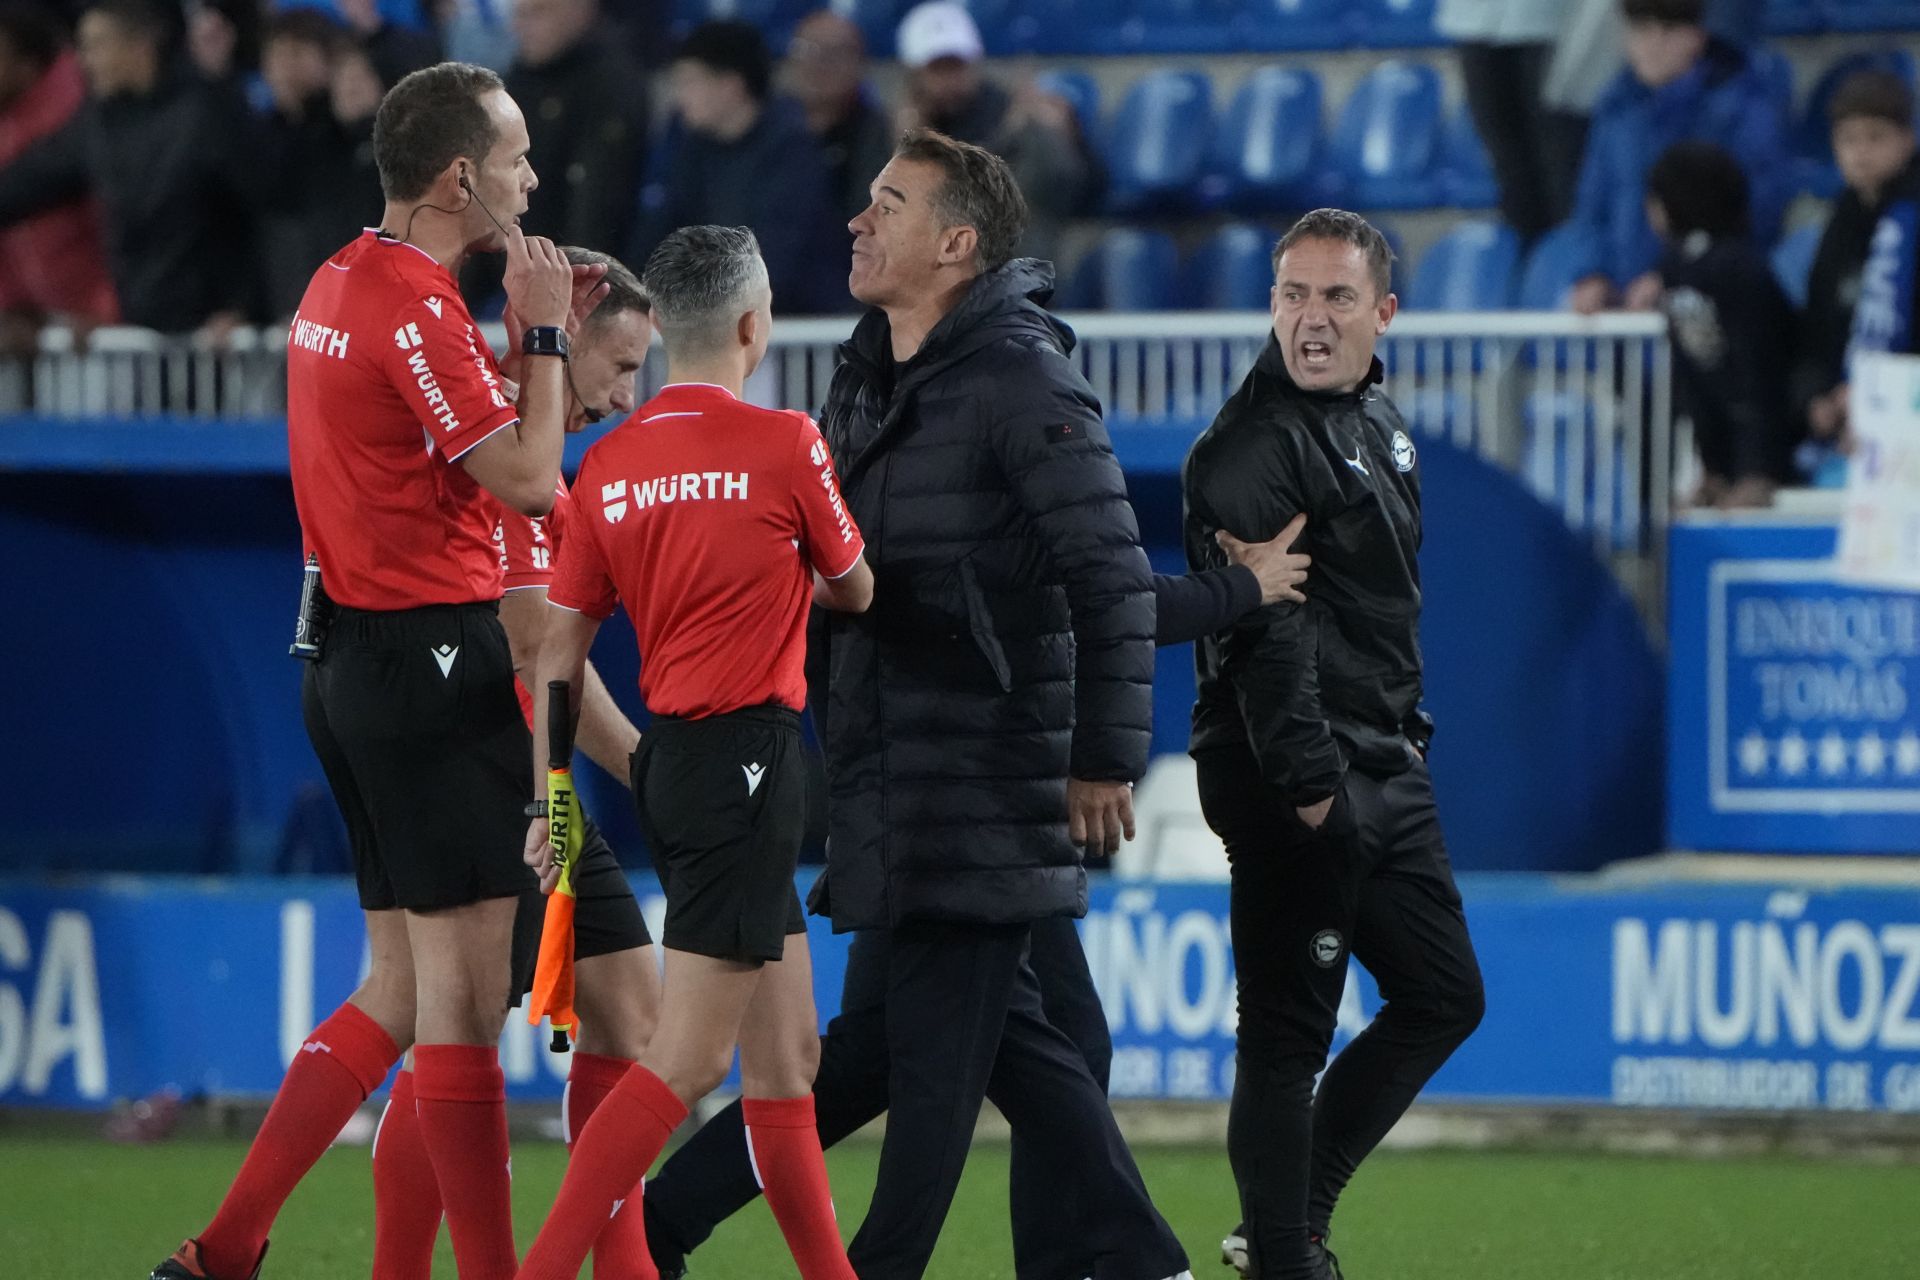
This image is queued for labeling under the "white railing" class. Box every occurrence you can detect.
[3,311,1671,608]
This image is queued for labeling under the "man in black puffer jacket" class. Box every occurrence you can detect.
[641,128,1194,1280]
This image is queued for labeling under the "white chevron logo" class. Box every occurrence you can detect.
[431,644,459,677]
[425,295,443,318]
[743,762,765,796]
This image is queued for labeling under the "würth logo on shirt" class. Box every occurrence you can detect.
[812,448,856,544]
[403,348,460,436]
[290,314,349,359]
[602,472,750,524]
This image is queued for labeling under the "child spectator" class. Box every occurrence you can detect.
[1648,141,1801,508]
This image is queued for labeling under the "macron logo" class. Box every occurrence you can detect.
[431,644,459,677]
[424,295,444,319]
[743,762,765,796]
[300,1040,332,1056]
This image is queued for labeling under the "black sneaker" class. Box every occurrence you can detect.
[1219,1224,1250,1277]
[149,1239,267,1280]
[1312,1235,1345,1280]
[644,1198,689,1279]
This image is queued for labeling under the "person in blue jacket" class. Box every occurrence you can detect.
[1567,0,1788,314]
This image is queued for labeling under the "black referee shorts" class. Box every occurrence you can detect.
[510,813,654,998]
[631,705,807,964]
[302,602,537,913]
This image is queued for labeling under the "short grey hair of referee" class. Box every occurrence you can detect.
[640,226,769,357]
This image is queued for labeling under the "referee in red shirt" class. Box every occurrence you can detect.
[153,64,586,1280]
[514,225,872,1280]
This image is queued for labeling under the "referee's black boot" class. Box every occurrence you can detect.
[148,1238,267,1280]
[1311,1234,1345,1280]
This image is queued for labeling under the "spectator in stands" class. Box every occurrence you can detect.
[257,10,386,318]
[1847,111,1920,364]
[1794,72,1917,466]
[1647,142,1800,508]
[338,0,439,89]
[893,0,1093,265]
[783,9,892,225]
[631,21,844,314]
[1437,0,1587,243]
[1566,0,1787,315]
[430,0,517,70]
[506,0,647,254]
[0,0,259,335]
[182,0,261,95]
[0,4,117,348]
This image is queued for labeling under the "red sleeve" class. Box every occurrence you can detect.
[380,291,519,462]
[790,415,864,579]
[547,474,618,619]
[501,487,563,592]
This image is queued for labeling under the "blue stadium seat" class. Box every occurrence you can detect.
[673,0,804,42]
[1771,222,1824,309]
[946,0,1075,55]
[1517,223,1595,310]
[1032,70,1101,141]
[1407,220,1521,311]
[1747,46,1795,117]
[1235,0,1349,52]
[1761,0,1824,35]
[1083,229,1182,310]
[1105,71,1215,215]
[1327,61,1443,210]
[1823,0,1918,33]
[1795,49,1917,197]
[825,0,903,56]
[1182,224,1276,309]
[1350,0,1441,47]
[1123,0,1243,54]
[1204,68,1327,213]
[281,0,429,31]
[1439,106,1498,209]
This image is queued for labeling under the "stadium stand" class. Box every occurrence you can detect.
[1406,219,1521,311]
[1769,219,1824,308]
[1104,69,1214,215]
[1327,59,1445,210]
[1180,222,1277,309]
[1202,66,1327,213]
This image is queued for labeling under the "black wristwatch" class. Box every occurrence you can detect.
[524,800,547,818]
[522,325,569,361]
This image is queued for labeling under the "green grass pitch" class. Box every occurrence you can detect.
[6,1135,1917,1278]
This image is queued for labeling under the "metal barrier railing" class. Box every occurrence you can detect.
[4,311,1671,613]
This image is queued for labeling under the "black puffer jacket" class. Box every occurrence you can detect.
[811,259,1155,931]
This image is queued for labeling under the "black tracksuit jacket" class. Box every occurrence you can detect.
[1183,335,1430,807]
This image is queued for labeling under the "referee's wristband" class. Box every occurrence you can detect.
[522,325,569,361]
[524,800,547,818]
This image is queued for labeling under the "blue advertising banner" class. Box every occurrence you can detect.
[1669,517,1920,854]
[6,874,1920,1115]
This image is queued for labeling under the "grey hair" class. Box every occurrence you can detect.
[560,246,650,328]
[1272,208,1396,300]
[640,226,768,356]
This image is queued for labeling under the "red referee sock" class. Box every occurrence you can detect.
[743,1095,857,1280]
[414,1044,518,1280]
[518,1064,686,1280]
[199,1002,399,1279]
[371,1068,443,1279]
[565,1053,656,1280]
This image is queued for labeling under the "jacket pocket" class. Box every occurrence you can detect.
[957,556,1014,693]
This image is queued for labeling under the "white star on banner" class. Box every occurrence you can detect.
[1777,731,1810,777]
[1857,731,1888,778]
[1897,731,1920,777]
[1737,731,1770,776]
[1817,731,1851,777]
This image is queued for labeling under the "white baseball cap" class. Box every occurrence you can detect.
[896,1,984,69]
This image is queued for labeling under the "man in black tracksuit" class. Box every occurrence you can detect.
[1184,209,1485,1280]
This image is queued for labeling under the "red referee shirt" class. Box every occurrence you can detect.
[496,476,569,727]
[548,383,864,719]
[288,231,520,610]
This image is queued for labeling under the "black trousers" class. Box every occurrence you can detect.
[645,919,1184,1280]
[1455,42,1588,242]
[1198,747,1485,1280]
